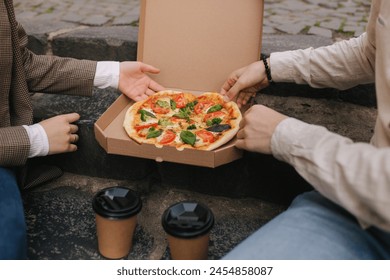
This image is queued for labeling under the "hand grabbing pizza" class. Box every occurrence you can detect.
[220,61,270,108]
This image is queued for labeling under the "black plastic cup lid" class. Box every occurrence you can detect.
[161,201,214,239]
[92,186,142,219]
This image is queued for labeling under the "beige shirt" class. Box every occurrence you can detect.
[269,0,390,231]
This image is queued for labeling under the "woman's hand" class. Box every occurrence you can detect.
[118,61,165,101]
[39,113,80,155]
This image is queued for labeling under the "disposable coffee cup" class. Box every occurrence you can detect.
[162,201,214,260]
[92,186,142,259]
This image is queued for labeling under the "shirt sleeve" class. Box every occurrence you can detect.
[93,61,120,89]
[271,118,390,231]
[23,124,49,158]
[270,32,375,90]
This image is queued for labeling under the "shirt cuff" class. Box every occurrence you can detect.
[94,61,120,89]
[270,117,327,164]
[23,124,50,158]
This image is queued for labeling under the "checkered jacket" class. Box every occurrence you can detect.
[0,0,97,167]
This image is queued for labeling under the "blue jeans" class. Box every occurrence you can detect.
[0,167,27,259]
[223,191,390,259]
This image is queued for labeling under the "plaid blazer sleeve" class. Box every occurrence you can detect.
[0,126,30,166]
[17,22,98,96]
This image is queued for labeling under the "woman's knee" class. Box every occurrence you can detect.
[0,167,28,259]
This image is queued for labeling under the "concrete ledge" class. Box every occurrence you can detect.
[27,22,377,204]
[52,26,139,61]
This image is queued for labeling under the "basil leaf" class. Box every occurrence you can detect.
[173,108,191,122]
[139,109,156,122]
[186,100,198,111]
[206,117,222,126]
[158,118,172,127]
[156,100,169,108]
[207,104,223,113]
[180,130,196,146]
[187,124,196,130]
[140,110,146,122]
[146,128,162,139]
[170,99,177,110]
[206,124,231,133]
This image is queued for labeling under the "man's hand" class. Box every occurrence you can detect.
[118,61,165,101]
[39,113,80,155]
[236,105,287,154]
[221,60,270,108]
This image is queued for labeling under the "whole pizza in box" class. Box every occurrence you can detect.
[123,90,242,151]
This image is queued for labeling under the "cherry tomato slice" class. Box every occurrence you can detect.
[203,111,225,122]
[194,101,214,115]
[172,93,187,108]
[170,117,183,123]
[152,104,170,114]
[135,123,158,132]
[159,130,176,145]
[196,130,215,143]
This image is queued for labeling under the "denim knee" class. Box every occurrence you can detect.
[0,167,28,259]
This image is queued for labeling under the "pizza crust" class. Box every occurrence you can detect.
[123,100,144,144]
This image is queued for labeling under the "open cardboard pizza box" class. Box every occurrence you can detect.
[94,0,264,168]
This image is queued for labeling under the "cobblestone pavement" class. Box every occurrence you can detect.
[14,0,371,40]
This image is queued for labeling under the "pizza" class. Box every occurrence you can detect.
[123,90,242,151]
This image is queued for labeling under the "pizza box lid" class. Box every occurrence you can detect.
[94,0,264,168]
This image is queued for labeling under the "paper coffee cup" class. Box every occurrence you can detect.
[92,186,142,259]
[161,201,214,260]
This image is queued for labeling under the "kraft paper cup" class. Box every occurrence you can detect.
[92,186,142,259]
[162,201,214,260]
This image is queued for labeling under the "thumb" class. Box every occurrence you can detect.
[140,63,160,74]
[235,139,245,150]
[226,81,243,101]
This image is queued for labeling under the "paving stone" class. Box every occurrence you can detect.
[16,0,372,42]
[112,15,139,26]
[62,13,85,24]
[284,1,316,11]
[263,26,277,34]
[15,11,39,19]
[308,26,333,38]
[343,24,359,33]
[81,15,111,26]
[320,2,339,9]
[338,6,362,14]
[276,23,307,35]
[305,0,323,4]
[320,19,343,30]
